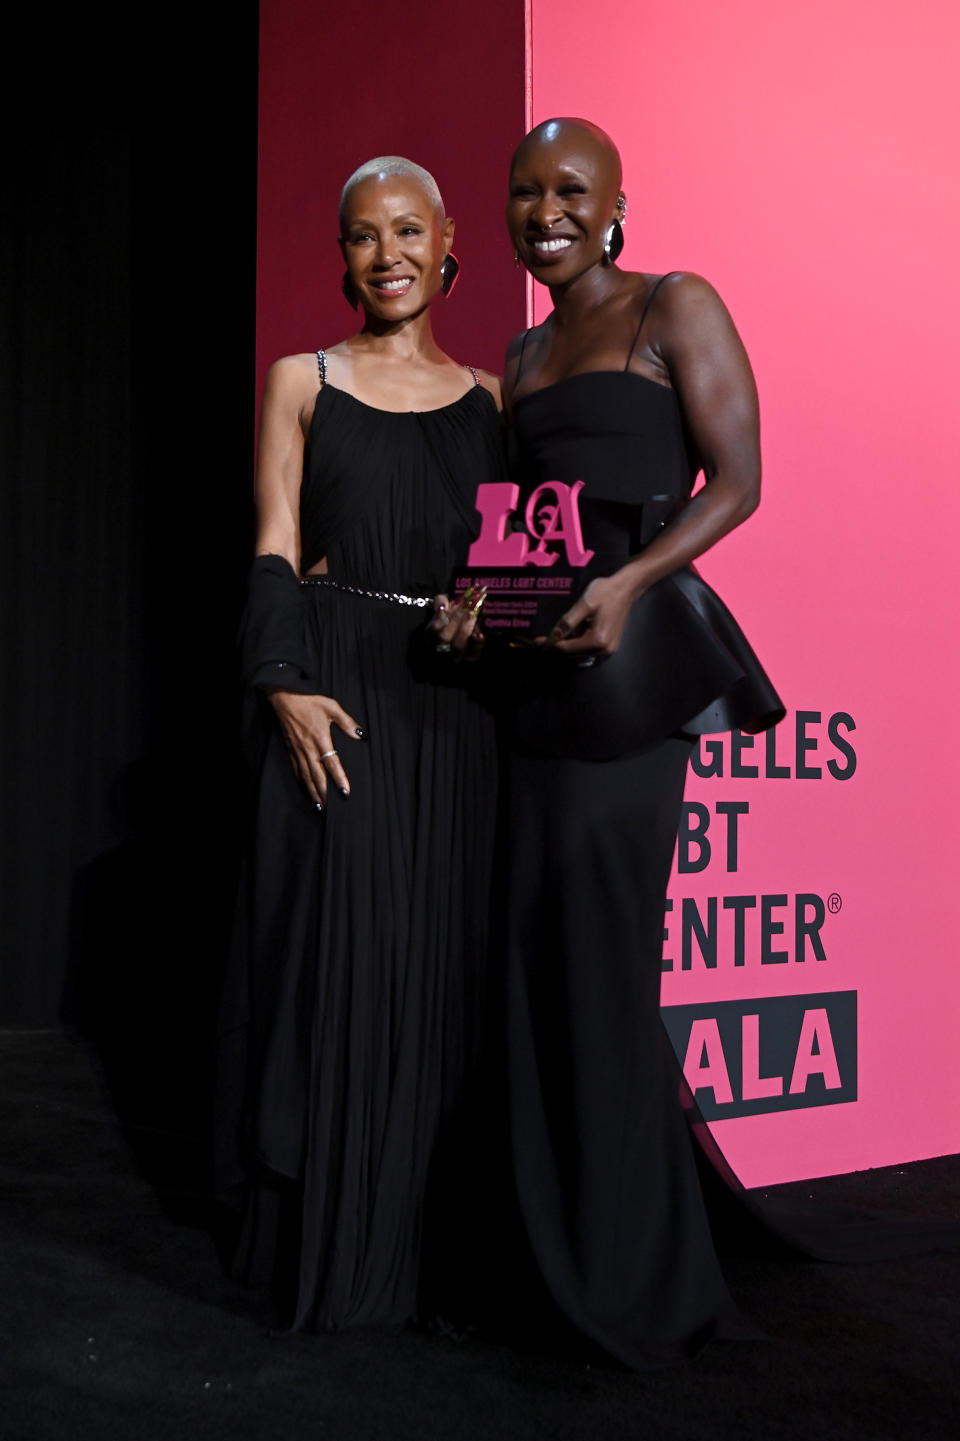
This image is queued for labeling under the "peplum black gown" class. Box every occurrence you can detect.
[497,330,787,1367]
[216,366,501,1332]
[498,311,960,1367]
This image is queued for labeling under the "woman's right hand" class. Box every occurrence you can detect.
[430,587,487,656]
[267,691,365,809]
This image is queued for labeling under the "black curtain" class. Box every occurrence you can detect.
[1,5,259,1167]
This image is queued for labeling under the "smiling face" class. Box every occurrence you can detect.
[507,118,624,285]
[339,172,453,321]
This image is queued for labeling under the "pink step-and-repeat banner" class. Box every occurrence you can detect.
[259,0,959,1185]
[528,0,960,1183]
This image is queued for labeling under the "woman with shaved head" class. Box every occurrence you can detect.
[492,117,785,1365]
[216,157,502,1332]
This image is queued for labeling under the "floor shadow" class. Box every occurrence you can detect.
[63,754,242,1226]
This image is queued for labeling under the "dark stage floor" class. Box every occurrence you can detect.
[2,1029,958,1441]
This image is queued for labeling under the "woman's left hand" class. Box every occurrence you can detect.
[548,571,639,662]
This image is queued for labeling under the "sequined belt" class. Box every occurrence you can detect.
[300,575,433,608]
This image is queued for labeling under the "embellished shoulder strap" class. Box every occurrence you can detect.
[316,347,327,385]
[464,364,480,385]
[624,273,677,370]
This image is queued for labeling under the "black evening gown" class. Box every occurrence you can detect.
[216,369,501,1332]
[496,331,785,1366]
[498,327,959,1367]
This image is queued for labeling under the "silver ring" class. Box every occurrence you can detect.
[319,749,338,759]
[435,642,452,654]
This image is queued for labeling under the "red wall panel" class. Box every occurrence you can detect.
[257,0,526,398]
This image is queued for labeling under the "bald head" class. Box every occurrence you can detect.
[511,118,622,190]
[339,156,445,230]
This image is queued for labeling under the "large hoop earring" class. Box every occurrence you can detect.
[341,271,359,309]
[602,218,624,264]
[440,252,460,297]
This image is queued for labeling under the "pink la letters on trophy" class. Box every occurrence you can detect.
[449,481,590,634]
[468,480,594,568]
[457,480,595,635]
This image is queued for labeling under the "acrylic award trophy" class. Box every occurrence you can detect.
[453,480,596,639]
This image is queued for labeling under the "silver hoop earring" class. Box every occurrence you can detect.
[602,218,624,264]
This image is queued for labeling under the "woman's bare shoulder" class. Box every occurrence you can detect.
[264,351,322,395]
[503,321,548,400]
[505,316,551,355]
[648,270,730,317]
[505,328,526,362]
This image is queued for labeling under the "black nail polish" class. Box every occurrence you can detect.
[355,726,366,739]
[341,787,350,798]
[316,801,323,812]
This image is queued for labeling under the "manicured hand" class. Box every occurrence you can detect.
[430,587,487,656]
[549,573,637,661]
[267,691,365,809]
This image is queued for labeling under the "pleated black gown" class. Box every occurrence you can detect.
[216,371,501,1332]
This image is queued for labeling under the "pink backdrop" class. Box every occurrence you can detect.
[530,0,960,1182]
[259,0,960,1186]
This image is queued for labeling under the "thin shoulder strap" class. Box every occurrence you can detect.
[316,347,327,385]
[464,364,480,386]
[624,273,676,370]
[514,328,532,383]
